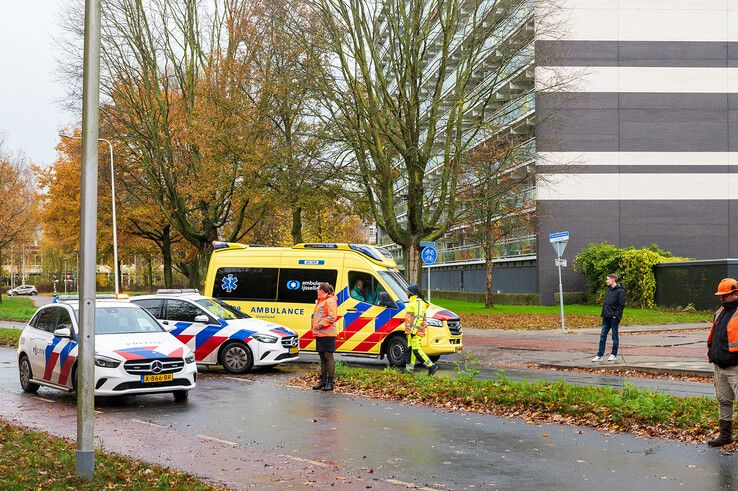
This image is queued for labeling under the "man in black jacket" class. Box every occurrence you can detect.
[592,273,625,362]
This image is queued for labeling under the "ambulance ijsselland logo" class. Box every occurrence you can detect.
[286,280,300,290]
[222,274,238,293]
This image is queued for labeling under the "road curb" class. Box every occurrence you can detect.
[536,362,712,378]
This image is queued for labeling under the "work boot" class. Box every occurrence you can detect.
[404,367,414,374]
[312,376,325,390]
[708,420,733,447]
[322,377,334,391]
[427,363,439,376]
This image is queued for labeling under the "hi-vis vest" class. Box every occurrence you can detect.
[311,295,338,337]
[404,295,428,336]
[708,306,738,353]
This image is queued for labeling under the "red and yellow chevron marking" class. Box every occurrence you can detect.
[300,310,405,354]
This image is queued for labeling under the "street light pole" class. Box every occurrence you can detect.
[60,136,118,294]
[77,0,101,480]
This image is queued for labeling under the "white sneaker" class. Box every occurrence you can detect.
[591,356,603,362]
[608,354,617,362]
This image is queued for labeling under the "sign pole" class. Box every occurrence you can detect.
[548,231,570,334]
[77,0,101,480]
[557,261,565,333]
[427,264,431,302]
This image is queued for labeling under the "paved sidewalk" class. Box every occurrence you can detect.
[452,323,713,376]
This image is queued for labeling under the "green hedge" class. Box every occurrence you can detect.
[574,242,691,308]
[553,291,589,305]
[431,290,541,305]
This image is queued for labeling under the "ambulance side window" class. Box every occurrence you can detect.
[278,268,338,303]
[213,267,278,301]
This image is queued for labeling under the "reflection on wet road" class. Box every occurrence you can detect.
[0,348,735,489]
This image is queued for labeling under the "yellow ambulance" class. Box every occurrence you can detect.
[203,242,463,366]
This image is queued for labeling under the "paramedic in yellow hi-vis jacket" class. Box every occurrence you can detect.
[404,284,439,375]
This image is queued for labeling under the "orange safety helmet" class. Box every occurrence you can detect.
[715,278,738,296]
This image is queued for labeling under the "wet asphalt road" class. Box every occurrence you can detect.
[1,347,736,490]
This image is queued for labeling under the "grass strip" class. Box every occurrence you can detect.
[433,299,712,329]
[0,419,218,490]
[290,365,719,443]
[0,296,37,322]
[0,328,20,347]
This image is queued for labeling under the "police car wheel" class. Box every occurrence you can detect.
[220,341,253,374]
[173,390,189,403]
[385,334,407,367]
[19,355,39,393]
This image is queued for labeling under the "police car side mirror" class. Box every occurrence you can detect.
[54,327,71,338]
[194,314,210,323]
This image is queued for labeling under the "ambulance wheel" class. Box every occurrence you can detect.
[220,341,253,374]
[429,355,441,363]
[385,334,407,367]
[19,355,39,393]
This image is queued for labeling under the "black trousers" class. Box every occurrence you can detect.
[319,352,335,380]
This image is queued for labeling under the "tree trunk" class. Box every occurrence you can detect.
[291,206,303,244]
[161,228,173,288]
[403,241,422,284]
[0,248,4,304]
[146,254,153,292]
[485,256,494,308]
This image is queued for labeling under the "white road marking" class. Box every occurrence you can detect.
[277,453,332,468]
[223,376,250,382]
[130,418,167,428]
[385,478,438,490]
[197,434,237,446]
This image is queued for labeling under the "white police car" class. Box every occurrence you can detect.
[17,297,197,401]
[130,290,299,374]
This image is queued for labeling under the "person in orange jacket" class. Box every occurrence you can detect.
[311,282,338,391]
[707,278,738,446]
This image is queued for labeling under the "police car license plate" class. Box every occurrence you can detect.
[289,347,299,355]
[142,373,174,383]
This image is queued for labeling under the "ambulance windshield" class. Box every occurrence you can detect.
[379,270,410,303]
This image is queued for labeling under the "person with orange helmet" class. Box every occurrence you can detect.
[707,277,738,446]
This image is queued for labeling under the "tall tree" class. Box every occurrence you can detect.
[0,141,36,302]
[460,136,534,307]
[308,0,538,281]
[59,0,273,287]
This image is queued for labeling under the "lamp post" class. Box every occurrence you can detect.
[60,134,119,294]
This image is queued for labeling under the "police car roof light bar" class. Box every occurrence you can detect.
[156,288,199,295]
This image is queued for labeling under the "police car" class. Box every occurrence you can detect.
[130,290,300,373]
[17,296,197,401]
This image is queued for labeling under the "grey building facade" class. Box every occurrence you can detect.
[535,0,738,304]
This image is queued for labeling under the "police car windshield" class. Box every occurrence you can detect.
[379,271,410,303]
[196,298,248,320]
[74,306,164,334]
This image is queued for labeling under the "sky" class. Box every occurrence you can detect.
[0,0,75,167]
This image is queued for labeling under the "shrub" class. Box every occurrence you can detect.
[554,291,588,305]
[575,242,690,308]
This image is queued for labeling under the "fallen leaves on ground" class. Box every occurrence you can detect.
[462,313,603,330]
[287,367,721,445]
[0,420,219,490]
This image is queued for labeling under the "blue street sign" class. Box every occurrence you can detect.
[421,246,438,265]
[420,241,436,248]
[548,231,569,243]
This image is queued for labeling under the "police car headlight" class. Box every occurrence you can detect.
[252,333,278,343]
[426,318,443,328]
[95,355,121,368]
[185,353,196,364]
